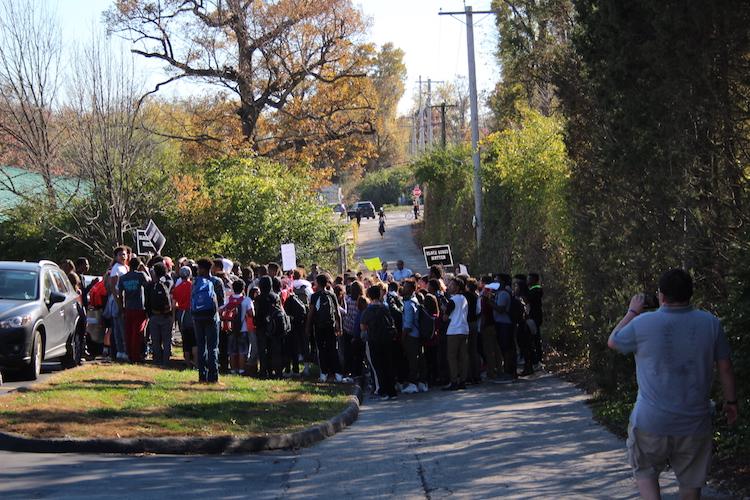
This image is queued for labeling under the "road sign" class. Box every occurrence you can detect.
[135,229,157,256]
[423,244,453,268]
[145,219,166,254]
[412,185,422,197]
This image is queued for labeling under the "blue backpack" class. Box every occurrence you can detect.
[191,276,217,314]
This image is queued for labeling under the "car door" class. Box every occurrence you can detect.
[52,269,78,337]
[40,269,68,357]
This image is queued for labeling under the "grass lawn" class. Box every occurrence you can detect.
[0,364,351,439]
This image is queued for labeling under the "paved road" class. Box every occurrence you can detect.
[0,373,729,499]
[0,362,64,395]
[353,208,427,276]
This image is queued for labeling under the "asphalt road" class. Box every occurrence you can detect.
[0,373,730,499]
[0,362,64,395]
[353,208,427,276]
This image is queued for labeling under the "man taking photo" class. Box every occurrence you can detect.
[608,268,738,500]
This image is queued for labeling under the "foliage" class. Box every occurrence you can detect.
[413,110,583,353]
[161,157,345,270]
[355,165,414,208]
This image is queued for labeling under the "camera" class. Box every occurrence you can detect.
[643,292,659,310]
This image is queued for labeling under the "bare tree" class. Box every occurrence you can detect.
[60,32,168,259]
[106,0,369,145]
[0,0,64,207]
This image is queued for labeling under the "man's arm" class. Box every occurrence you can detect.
[305,295,315,337]
[718,358,739,425]
[607,294,644,350]
[333,294,343,335]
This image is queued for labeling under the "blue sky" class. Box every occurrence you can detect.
[57,0,500,114]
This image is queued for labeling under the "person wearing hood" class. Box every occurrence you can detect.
[253,275,280,378]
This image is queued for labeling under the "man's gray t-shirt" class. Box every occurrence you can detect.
[612,305,731,436]
[493,288,512,324]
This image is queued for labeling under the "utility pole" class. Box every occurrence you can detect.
[429,102,457,148]
[427,79,433,147]
[439,5,495,264]
[418,76,425,151]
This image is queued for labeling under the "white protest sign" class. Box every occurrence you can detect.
[458,264,468,275]
[281,243,297,271]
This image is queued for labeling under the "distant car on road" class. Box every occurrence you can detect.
[348,201,376,220]
[0,260,83,380]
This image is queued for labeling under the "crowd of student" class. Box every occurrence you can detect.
[61,247,543,397]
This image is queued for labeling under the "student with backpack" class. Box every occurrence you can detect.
[400,280,427,393]
[492,274,517,381]
[512,277,534,377]
[306,274,346,383]
[172,266,196,369]
[146,262,174,366]
[361,285,399,400]
[284,282,309,375]
[221,280,253,375]
[442,277,470,391]
[191,258,221,383]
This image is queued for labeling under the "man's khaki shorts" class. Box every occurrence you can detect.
[626,425,712,488]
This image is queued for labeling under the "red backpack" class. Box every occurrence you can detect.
[220,295,244,333]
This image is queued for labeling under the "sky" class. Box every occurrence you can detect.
[57,0,501,114]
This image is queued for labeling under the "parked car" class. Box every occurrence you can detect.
[347,201,376,220]
[0,260,83,380]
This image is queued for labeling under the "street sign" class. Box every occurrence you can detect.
[412,185,422,197]
[423,244,453,268]
[135,229,157,256]
[145,219,166,254]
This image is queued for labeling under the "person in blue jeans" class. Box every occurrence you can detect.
[192,258,220,383]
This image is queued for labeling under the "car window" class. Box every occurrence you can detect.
[0,269,39,300]
[42,271,54,301]
[51,270,72,294]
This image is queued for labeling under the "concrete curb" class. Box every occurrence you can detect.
[0,385,363,455]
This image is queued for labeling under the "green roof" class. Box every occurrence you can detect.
[0,166,86,213]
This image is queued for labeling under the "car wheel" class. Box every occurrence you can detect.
[61,328,83,369]
[21,330,42,381]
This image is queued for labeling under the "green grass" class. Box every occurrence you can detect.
[0,364,351,438]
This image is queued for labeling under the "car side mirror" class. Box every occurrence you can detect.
[48,291,66,306]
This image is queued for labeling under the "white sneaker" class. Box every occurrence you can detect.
[402,383,418,394]
[418,382,429,393]
[334,373,343,383]
[341,376,354,384]
[319,373,328,383]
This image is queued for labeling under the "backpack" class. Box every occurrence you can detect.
[312,291,337,330]
[386,293,404,332]
[266,302,291,338]
[294,285,311,305]
[284,292,308,329]
[510,296,527,325]
[416,303,436,341]
[369,304,398,343]
[221,295,244,333]
[149,279,172,314]
[191,276,217,314]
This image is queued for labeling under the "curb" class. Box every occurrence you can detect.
[0,385,363,455]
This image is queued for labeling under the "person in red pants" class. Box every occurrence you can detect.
[117,256,151,363]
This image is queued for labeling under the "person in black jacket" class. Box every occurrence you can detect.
[361,285,398,400]
[306,274,345,383]
[527,273,544,365]
[253,276,279,378]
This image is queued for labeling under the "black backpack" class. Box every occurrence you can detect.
[266,302,291,337]
[284,292,308,328]
[510,296,527,325]
[313,291,337,330]
[149,280,171,314]
[386,293,404,332]
[416,303,436,341]
[371,304,398,343]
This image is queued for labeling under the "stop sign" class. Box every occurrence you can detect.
[412,185,422,197]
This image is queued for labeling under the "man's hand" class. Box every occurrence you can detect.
[628,293,645,315]
[725,402,739,426]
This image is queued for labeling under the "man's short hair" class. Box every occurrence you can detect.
[366,285,381,301]
[129,256,141,268]
[75,257,88,268]
[232,280,245,294]
[315,273,330,288]
[153,262,167,277]
[659,268,693,303]
[197,258,213,272]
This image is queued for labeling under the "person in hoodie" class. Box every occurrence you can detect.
[527,273,544,366]
[253,276,278,378]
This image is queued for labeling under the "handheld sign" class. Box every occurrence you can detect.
[363,257,382,271]
[281,243,297,271]
[145,219,166,254]
[134,229,157,256]
[423,245,453,268]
